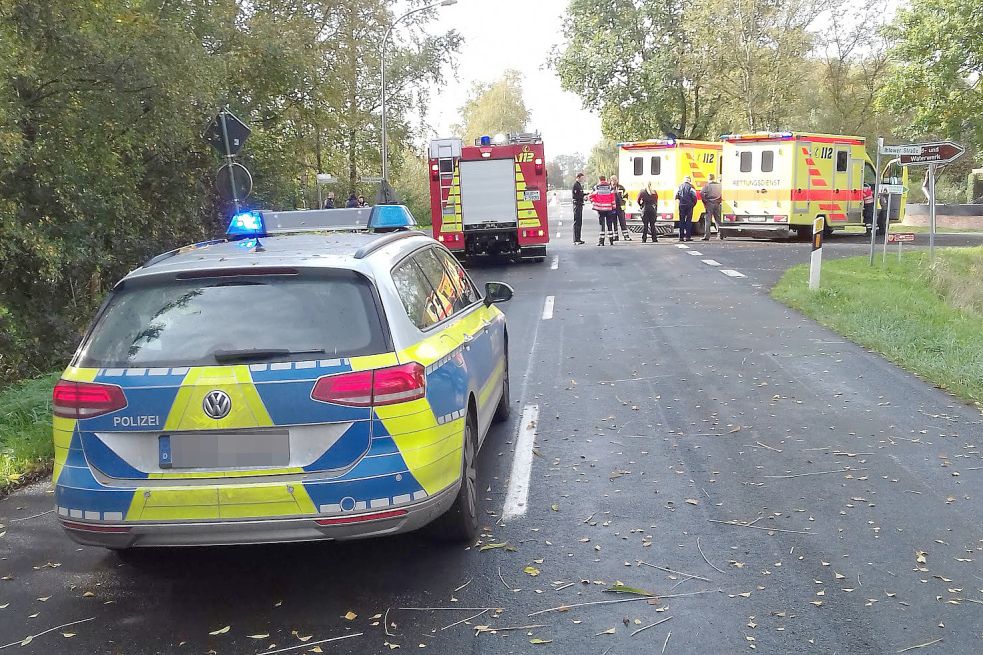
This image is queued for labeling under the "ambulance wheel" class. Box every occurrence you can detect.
[493,346,510,423]
[795,226,812,240]
[431,411,479,542]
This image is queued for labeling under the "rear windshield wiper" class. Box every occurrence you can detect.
[211,348,326,363]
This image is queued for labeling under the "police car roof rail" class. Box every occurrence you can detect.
[353,230,427,260]
[142,239,227,269]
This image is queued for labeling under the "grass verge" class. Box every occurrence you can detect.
[0,373,59,493]
[772,248,983,409]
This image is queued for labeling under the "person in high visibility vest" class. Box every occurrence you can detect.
[862,183,874,231]
[589,175,617,246]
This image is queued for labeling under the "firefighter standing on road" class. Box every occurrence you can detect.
[590,175,617,246]
[862,183,875,232]
[611,175,632,241]
[637,181,659,243]
[675,176,697,242]
[572,172,586,245]
[701,174,723,241]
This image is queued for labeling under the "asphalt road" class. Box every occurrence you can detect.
[2,203,983,654]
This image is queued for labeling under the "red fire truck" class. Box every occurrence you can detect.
[429,133,549,261]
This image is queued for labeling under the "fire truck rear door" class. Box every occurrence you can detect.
[459,159,519,227]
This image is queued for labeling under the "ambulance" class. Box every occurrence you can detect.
[618,139,722,237]
[718,132,908,238]
[429,133,549,261]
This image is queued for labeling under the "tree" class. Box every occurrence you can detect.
[553,153,586,188]
[878,0,983,152]
[452,69,530,143]
[586,139,619,181]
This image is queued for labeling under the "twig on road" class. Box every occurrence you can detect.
[697,537,726,574]
[0,616,96,650]
[476,624,547,634]
[897,637,943,652]
[631,616,672,637]
[528,589,719,617]
[399,607,500,611]
[763,467,864,479]
[441,609,489,631]
[384,608,394,637]
[637,561,711,582]
[662,630,672,653]
[498,566,515,590]
[454,577,473,593]
[708,519,814,535]
[9,509,54,522]
[755,441,782,453]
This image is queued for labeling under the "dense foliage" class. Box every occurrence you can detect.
[0,0,459,381]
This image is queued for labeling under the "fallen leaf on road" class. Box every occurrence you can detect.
[209,626,230,635]
[82,592,95,598]
[344,611,358,621]
[384,642,400,649]
[685,499,699,506]
[19,636,32,646]
[37,597,50,602]
[605,584,657,597]
[596,628,616,636]
[530,638,553,644]
[62,633,76,638]
[480,542,517,552]
[247,634,270,639]
[916,551,927,565]
[551,504,559,512]
[524,566,541,577]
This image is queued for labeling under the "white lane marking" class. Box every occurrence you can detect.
[503,404,539,520]
[558,221,563,227]
[542,295,555,320]
[721,269,746,278]
[550,256,559,270]
[675,244,689,249]
[687,250,703,256]
[556,232,562,238]
[702,259,721,266]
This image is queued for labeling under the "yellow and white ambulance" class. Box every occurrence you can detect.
[719,132,907,238]
[618,139,722,237]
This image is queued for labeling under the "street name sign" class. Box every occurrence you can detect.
[879,145,922,156]
[897,142,965,166]
[880,183,906,194]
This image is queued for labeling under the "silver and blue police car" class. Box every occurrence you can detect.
[51,205,513,548]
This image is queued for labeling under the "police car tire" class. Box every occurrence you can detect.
[432,413,479,542]
[493,353,511,423]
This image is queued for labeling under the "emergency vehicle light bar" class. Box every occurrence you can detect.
[618,139,676,150]
[226,206,417,239]
[720,132,794,142]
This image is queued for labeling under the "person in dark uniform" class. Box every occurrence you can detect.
[572,172,586,244]
[637,181,659,243]
[611,175,632,241]
[675,176,697,241]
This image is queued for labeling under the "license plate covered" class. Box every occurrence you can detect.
[160,431,290,469]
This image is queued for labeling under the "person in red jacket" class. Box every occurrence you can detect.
[589,176,617,246]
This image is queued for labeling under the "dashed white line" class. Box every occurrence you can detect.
[687,250,703,256]
[721,269,746,278]
[542,295,555,320]
[550,256,559,270]
[701,259,721,266]
[675,244,689,249]
[502,404,539,520]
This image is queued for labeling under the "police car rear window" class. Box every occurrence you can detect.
[77,270,388,367]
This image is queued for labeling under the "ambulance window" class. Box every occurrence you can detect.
[739,151,752,172]
[761,150,774,172]
[836,151,848,172]
[632,157,643,176]
[650,156,661,176]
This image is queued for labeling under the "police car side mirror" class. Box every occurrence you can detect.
[484,282,513,307]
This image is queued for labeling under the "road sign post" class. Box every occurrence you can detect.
[869,138,883,265]
[204,109,252,214]
[809,216,824,290]
[928,164,937,259]
[881,189,893,264]
[888,232,915,261]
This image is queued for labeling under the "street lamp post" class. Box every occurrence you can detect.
[380,0,457,203]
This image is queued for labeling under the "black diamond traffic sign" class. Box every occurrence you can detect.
[204,109,251,156]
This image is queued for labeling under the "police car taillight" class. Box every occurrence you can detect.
[311,363,426,407]
[53,380,127,419]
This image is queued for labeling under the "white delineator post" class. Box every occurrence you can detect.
[809,216,824,290]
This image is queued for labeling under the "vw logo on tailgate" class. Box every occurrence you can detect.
[202,390,232,419]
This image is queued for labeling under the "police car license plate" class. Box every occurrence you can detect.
[159,431,290,469]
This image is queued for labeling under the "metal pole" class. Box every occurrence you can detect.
[220,109,240,215]
[380,1,452,204]
[869,137,882,265]
[881,190,893,264]
[928,163,937,260]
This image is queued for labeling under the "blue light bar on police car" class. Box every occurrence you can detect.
[226,205,416,239]
[227,211,265,238]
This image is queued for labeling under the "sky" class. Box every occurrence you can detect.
[418,0,602,159]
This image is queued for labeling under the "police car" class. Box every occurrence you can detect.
[51,205,513,549]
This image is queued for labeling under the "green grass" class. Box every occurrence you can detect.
[772,248,983,409]
[0,373,59,492]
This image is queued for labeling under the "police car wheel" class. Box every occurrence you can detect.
[493,350,511,423]
[432,412,479,542]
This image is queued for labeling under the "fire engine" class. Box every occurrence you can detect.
[429,133,549,261]
[618,139,722,237]
[719,132,908,238]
